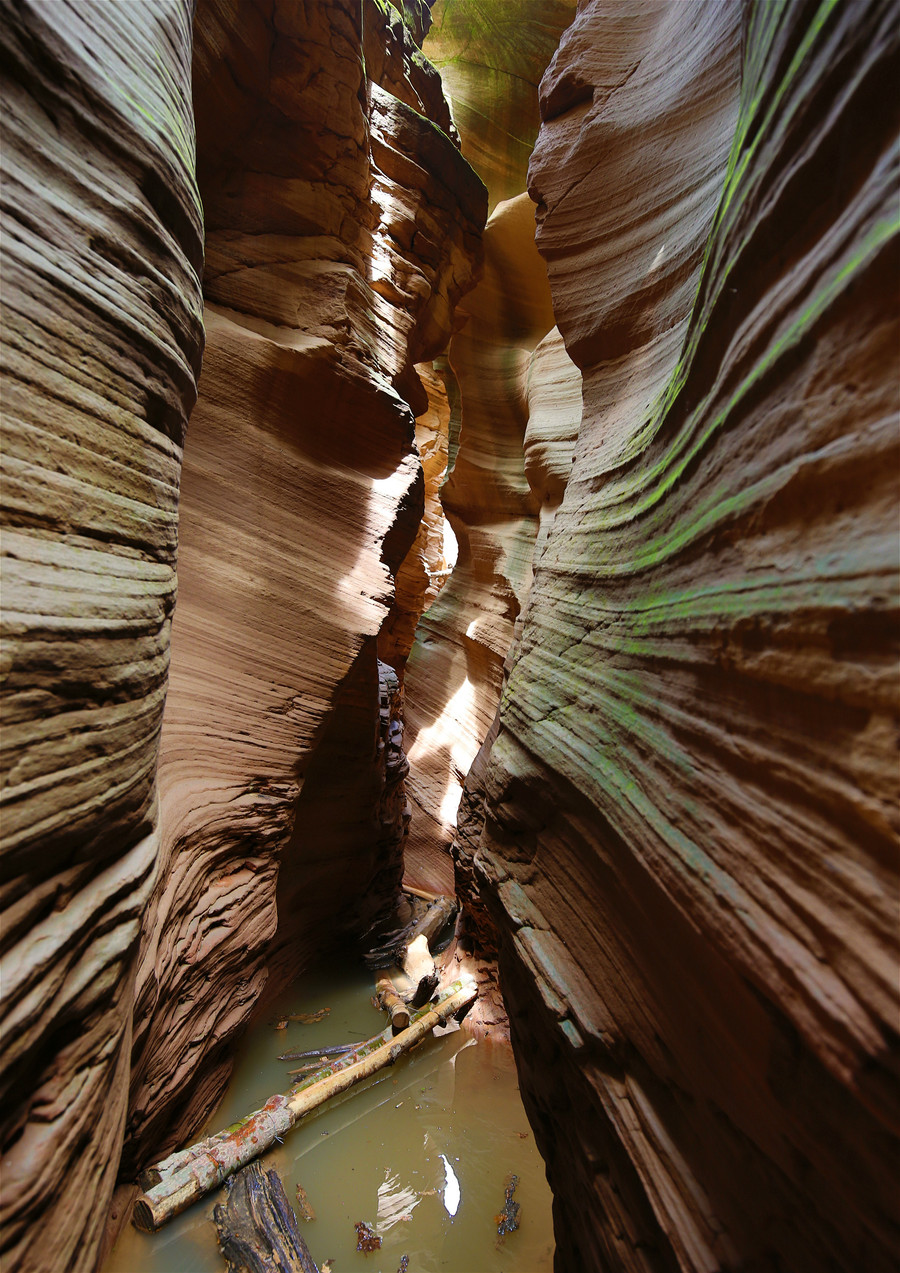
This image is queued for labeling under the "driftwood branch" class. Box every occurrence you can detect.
[214,1162,319,1273]
[375,970,410,1033]
[133,980,476,1233]
[402,884,440,903]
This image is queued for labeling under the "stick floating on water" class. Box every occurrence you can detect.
[132,979,477,1233]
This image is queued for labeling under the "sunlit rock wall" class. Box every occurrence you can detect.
[470,0,900,1268]
[452,324,581,957]
[123,0,486,1170]
[401,193,560,894]
[427,0,578,210]
[399,2,579,898]
[378,361,454,673]
[0,3,203,1271]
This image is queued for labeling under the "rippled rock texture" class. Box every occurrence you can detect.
[401,192,561,894]
[125,0,486,1170]
[0,4,204,1270]
[1,0,485,1265]
[400,1,582,903]
[378,360,454,673]
[466,0,900,1268]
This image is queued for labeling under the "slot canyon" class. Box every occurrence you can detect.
[1,0,897,1270]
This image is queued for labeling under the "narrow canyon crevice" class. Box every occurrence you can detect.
[1,1,898,1272]
[123,0,489,1176]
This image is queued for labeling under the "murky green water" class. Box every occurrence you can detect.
[104,960,554,1273]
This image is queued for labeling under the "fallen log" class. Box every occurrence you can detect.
[402,884,440,903]
[400,935,439,1007]
[133,980,476,1232]
[399,896,457,1007]
[407,895,457,946]
[375,970,410,1034]
[277,1041,357,1063]
[214,1162,319,1273]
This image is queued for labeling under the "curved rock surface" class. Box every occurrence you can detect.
[0,3,203,1271]
[1,0,485,1261]
[402,6,580,900]
[124,0,486,1169]
[466,0,900,1268]
[426,0,577,208]
[401,192,558,895]
[378,360,454,673]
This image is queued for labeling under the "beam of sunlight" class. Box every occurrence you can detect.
[407,675,477,774]
[442,515,459,571]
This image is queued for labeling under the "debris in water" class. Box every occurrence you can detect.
[287,1060,330,1078]
[321,1261,335,1273]
[288,1008,331,1024]
[273,1017,289,1031]
[213,1162,319,1273]
[278,1041,357,1062]
[295,1184,316,1222]
[496,1173,520,1238]
[354,1220,382,1252]
[398,1257,410,1272]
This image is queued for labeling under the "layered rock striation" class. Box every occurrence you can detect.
[124,0,486,1169]
[1,0,486,1265]
[464,0,900,1268]
[400,2,581,899]
[401,192,560,894]
[0,4,203,1270]
[378,360,455,673]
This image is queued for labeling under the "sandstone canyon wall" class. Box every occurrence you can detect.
[0,4,204,1270]
[460,0,900,1269]
[1,1,486,1268]
[402,192,556,892]
[123,0,486,1172]
[401,2,579,896]
[427,0,580,211]
[2,1,898,1271]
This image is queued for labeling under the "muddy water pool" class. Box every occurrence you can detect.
[104,959,554,1273]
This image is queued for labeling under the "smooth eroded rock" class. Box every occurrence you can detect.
[0,2,203,1269]
[470,0,899,1267]
[123,0,486,1171]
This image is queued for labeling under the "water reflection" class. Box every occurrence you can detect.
[103,959,554,1273]
[439,1153,461,1218]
